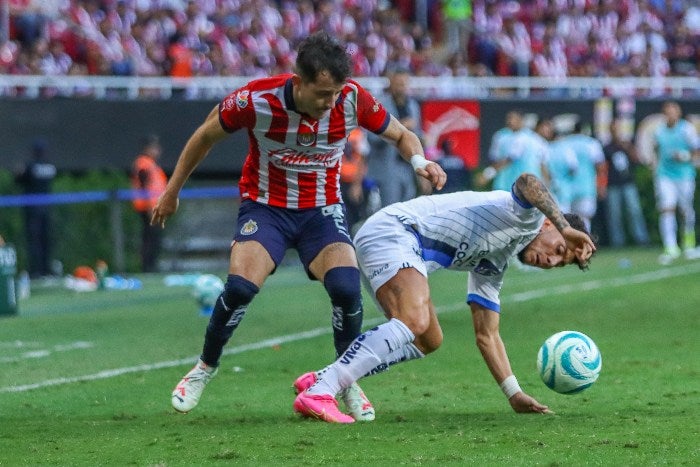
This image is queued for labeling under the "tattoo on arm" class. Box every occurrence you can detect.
[514,173,570,231]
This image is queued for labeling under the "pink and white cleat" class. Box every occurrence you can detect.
[293,391,355,424]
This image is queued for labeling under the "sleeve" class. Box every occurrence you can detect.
[218,86,256,133]
[353,80,390,134]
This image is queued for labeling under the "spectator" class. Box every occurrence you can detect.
[366,68,430,207]
[603,120,650,247]
[131,134,167,273]
[442,0,473,56]
[15,139,56,278]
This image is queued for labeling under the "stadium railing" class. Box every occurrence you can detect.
[0,75,698,100]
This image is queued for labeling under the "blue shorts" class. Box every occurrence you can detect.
[233,200,353,278]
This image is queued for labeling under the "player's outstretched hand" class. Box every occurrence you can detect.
[415,161,447,191]
[150,191,179,228]
[561,226,596,266]
[508,391,553,414]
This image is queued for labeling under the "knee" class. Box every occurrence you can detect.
[221,274,259,308]
[324,267,361,307]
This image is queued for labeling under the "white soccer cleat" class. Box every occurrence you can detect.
[683,247,700,260]
[171,359,218,413]
[658,247,681,265]
[340,382,375,422]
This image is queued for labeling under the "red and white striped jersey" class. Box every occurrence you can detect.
[219,74,390,209]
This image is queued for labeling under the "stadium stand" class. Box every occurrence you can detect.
[1,0,697,83]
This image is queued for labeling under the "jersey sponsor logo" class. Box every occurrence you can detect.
[236,90,249,109]
[268,147,338,168]
[240,219,258,235]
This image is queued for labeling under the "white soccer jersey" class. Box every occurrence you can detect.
[361,188,545,311]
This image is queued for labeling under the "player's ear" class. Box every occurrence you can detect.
[541,218,555,230]
[292,74,302,87]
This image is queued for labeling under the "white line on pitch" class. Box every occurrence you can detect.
[2,262,698,393]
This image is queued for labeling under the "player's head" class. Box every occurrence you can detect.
[295,32,351,84]
[518,213,596,271]
[506,109,523,130]
[293,32,351,119]
[662,101,681,125]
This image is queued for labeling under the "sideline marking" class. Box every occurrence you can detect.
[0,341,93,364]
[2,263,699,393]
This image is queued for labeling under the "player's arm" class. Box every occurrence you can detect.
[514,172,595,266]
[379,114,446,191]
[470,302,551,414]
[151,105,229,227]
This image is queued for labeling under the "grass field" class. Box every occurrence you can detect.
[1,247,698,465]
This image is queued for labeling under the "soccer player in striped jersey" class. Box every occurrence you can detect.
[151,32,446,421]
[294,173,596,423]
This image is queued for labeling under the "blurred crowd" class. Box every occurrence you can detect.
[0,0,697,80]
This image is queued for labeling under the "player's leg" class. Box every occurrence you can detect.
[172,201,286,413]
[655,177,681,264]
[677,179,697,255]
[302,204,373,420]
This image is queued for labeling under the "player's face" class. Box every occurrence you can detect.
[294,71,345,120]
[518,227,576,269]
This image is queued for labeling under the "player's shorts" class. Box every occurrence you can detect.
[233,200,353,277]
[354,211,426,294]
[654,176,696,211]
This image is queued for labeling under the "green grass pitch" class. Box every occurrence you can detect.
[0,247,698,465]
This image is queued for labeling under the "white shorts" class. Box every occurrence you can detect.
[354,212,427,294]
[654,176,696,211]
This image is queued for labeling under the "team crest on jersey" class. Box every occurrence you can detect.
[296,118,318,147]
[240,219,258,235]
[236,90,250,109]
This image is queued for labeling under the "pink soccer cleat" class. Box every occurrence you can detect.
[293,372,318,394]
[293,391,355,424]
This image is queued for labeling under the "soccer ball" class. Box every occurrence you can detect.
[536,331,602,394]
[192,274,224,314]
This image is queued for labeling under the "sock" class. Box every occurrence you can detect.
[323,266,363,356]
[201,275,259,367]
[307,318,415,396]
[659,212,678,251]
[363,342,425,377]
[683,229,696,250]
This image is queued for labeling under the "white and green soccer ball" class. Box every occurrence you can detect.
[537,331,602,394]
[192,274,224,313]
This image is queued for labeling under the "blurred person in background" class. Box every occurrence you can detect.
[340,128,371,233]
[558,122,606,232]
[602,120,650,248]
[651,101,700,264]
[151,32,446,422]
[131,134,167,273]
[15,139,56,278]
[367,68,432,207]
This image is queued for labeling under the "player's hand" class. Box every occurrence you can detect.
[561,226,596,265]
[508,391,553,414]
[150,191,179,228]
[415,161,446,191]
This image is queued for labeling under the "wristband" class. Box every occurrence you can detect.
[499,375,522,399]
[410,154,430,171]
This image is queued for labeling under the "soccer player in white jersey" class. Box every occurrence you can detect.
[652,101,700,264]
[293,173,595,423]
[151,32,446,422]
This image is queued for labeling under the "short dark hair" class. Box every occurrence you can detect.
[564,213,597,270]
[295,32,351,84]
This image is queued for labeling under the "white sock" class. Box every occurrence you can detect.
[363,343,425,377]
[659,212,678,250]
[308,318,415,396]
